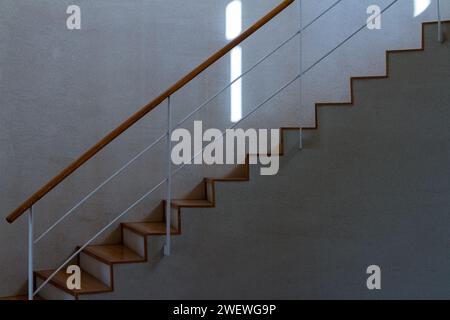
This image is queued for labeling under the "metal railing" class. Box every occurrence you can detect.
[26,0,297,299]
[33,0,345,246]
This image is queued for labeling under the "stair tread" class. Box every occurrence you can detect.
[35,269,111,295]
[171,199,213,207]
[206,177,248,182]
[123,222,177,235]
[84,245,145,264]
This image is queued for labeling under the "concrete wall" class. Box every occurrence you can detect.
[0,0,449,296]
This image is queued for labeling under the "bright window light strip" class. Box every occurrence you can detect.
[226,0,242,123]
[226,1,242,40]
[414,0,431,17]
[230,47,242,123]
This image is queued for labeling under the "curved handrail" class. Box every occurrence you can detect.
[6,0,295,223]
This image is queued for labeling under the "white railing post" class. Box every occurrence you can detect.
[438,0,443,43]
[28,206,34,300]
[298,0,303,149]
[164,96,172,256]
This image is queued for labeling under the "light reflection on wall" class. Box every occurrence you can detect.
[414,0,431,17]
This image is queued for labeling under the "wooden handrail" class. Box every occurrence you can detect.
[6,0,295,223]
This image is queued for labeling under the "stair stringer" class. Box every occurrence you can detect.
[306,20,449,131]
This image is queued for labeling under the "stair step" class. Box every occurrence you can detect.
[171,199,213,207]
[83,245,145,265]
[206,177,248,182]
[122,222,177,236]
[35,269,111,296]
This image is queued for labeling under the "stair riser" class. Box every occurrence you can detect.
[205,180,215,204]
[169,205,180,232]
[122,228,146,258]
[79,252,112,288]
[35,277,76,300]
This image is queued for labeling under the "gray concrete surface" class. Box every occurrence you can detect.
[0,1,449,297]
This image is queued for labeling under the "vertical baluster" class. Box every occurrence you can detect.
[298,0,303,149]
[28,206,34,300]
[438,0,443,43]
[164,96,172,256]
